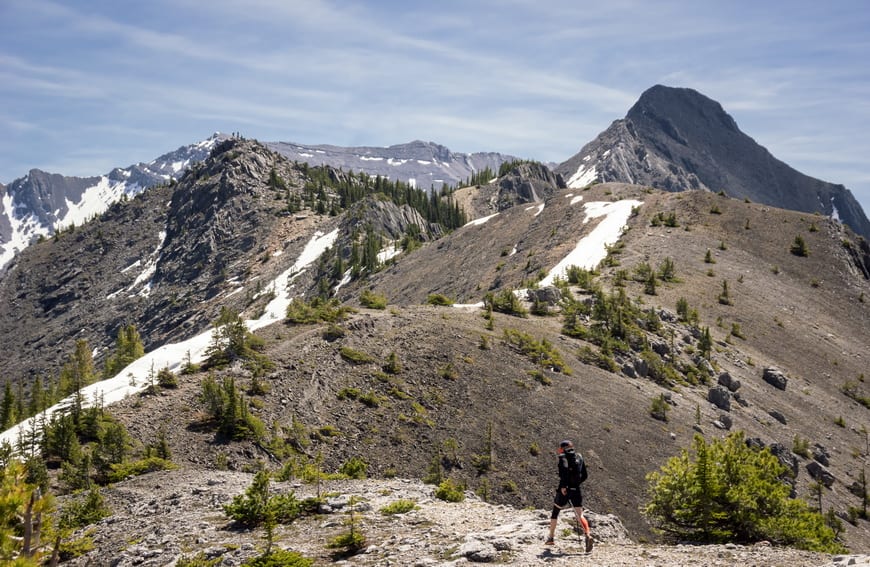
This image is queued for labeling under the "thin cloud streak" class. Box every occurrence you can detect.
[1,0,868,214]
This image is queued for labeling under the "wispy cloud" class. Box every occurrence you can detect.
[2,0,869,213]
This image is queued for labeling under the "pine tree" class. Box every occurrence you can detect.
[59,340,96,425]
[698,327,713,359]
[0,459,55,564]
[644,432,840,551]
[0,381,15,430]
[104,324,145,378]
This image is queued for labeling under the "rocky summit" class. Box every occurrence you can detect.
[555,85,870,239]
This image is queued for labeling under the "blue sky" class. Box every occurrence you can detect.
[2,0,869,213]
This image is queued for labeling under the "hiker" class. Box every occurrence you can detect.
[545,439,593,552]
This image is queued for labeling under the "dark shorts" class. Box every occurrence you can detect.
[553,487,583,511]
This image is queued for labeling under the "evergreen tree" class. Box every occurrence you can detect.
[59,340,96,425]
[644,432,840,551]
[0,381,14,430]
[104,324,145,379]
[0,459,55,565]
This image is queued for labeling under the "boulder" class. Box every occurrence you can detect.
[768,410,787,425]
[707,386,731,411]
[650,338,670,357]
[718,371,741,392]
[769,443,799,478]
[806,461,836,488]
[762,367,788,390]
[812,444,831,467]
[526,286,562,306]
[718,414,733,429]
[633,356,649,378]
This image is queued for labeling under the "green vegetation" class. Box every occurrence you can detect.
[300,165,466,230]
[205,308,272,374]
[841,381,870,409]
[649,393,670,421]
[565,265,598,290]
[326,496,367,557]
[791,235,809,256]
[650,211,678,227]
[793,435,811,459]
[200,374,266,441]
[359,289,387,309]
[223,470,302,527]
[0,459,55,564]
[339,346,375,365]
[286,297,355,324]
[704,249,716,264]
[103,324,145,379]
[502,328,570,374]
[644,433,841,552]
[108,456,176,483]
[426,293,454,306]
[718,280,732,305]
[484,288,528,318]
[241,550,313,567]
[434,479,466,502]
[383,351,402,374]
[338,457,368,479]
[380,499,418,515]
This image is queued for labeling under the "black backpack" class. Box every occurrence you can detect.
[568,451,588,485]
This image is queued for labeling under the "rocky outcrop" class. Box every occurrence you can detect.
[807,461,836,488]
[763,367,789,390]
[60,470,841,567]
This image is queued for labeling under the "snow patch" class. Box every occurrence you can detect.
[360,156,384,161]
[465,212,499,227]
[377,243,401,264]
[1,229,340,450]
[249,229,339,327]
[570,195,584,206]
[539,199,642,288]
[0,192,51,269]
[567,164,598,189]
[524,203,545,216]
[830,197,841,222]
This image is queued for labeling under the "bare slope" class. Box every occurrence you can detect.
[106,183,870,550]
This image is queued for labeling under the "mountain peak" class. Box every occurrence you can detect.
[555,85,870,238]
[627,84,740,134]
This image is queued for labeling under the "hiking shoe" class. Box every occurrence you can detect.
[584,534,594,553]
[544,537,554,546]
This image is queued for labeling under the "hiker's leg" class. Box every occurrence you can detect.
[548,506,560,539]
[577,507,590,535]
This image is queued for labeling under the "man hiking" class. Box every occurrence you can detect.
[545,439,593,552]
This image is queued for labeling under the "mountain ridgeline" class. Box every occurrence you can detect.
[555,85,870,239]
[1,87,870,563]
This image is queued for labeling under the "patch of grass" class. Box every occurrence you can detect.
[380,499,418,515]
[793,435,811,458]
[360,289,387,309]
[503,328,570,374]
[426,293,454,306]
[339,346,375,365]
